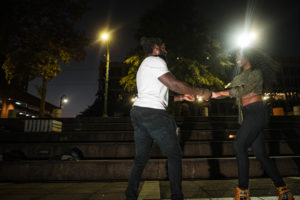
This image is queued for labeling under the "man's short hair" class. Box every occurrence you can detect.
[140,37,163,54]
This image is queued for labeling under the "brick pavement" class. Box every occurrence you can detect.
[0,177,299,200]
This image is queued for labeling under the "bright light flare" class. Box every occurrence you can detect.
[228,134,236,139]
[249,32,257,40]
[100,33,109,41]
[262,95,269,101]
[131,96,137,103]
[236,31,257,48]
[197,96,203,102]
[262,93,270,101]
[62,98,69,104]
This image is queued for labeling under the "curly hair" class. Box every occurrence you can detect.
[236,48,281,91]
[140,36,163,55]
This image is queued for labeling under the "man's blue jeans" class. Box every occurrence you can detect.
[126,106,184,200]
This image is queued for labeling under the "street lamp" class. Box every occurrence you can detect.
[100,32,110,117]
[60,95,69,109]
[236,31,258,48]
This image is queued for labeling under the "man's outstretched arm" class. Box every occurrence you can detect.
[158,72,211,100]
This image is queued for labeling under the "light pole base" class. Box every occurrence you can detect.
[102,114,108,118]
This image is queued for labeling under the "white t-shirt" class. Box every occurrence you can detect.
[133,56,169,110]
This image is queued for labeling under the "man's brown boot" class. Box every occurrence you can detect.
[276,185,294,200]
[235,187,250,200]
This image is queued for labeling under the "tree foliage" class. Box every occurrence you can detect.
[120,0,234,93]
[120,55,143,92]
[120,54,224,93]
[170,58,224,89]
[0,0,89,116]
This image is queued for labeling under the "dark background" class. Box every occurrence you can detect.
[27,0,300,117]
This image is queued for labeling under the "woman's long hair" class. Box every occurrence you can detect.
[236,48,281,91]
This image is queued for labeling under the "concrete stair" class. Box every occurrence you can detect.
[0,139,299,159]
[0,116,299,181]
[0,157,299,181]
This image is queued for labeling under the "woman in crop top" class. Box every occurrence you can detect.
[212,48,294,200]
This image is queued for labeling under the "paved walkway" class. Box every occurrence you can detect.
[0,177,299,200]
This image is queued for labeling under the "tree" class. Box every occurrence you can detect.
[120,54,224,92]
[121,0,234,94]
[0,0,89,117]
[120,54,142,92]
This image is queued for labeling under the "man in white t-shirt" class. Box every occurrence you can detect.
[126,37,211,200]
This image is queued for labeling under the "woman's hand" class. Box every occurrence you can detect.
[211,92,220,99]
[211,91,230,99]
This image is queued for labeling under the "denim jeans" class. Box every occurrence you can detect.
[233,102,285,189]
[126,106,184,200]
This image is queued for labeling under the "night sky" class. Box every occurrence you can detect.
[27,0,300,117]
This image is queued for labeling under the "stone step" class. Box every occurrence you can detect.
[1,128,299,142]
[61,120,300,131]
[61,121,300,132]
[60,116,299,124]
[2,116,299,132]
[61,116,239,124]
[0,156,299,181]
[1,140,299,159]
[61,122,240,132]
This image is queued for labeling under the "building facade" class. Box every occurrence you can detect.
[0,69,59,118]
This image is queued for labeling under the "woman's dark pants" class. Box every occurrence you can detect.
[234,102,285,189]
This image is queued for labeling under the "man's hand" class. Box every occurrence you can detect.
[174,94,195,102]
[183,94,195,102]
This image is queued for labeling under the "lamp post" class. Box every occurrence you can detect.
[60,95,68,109]
[100,32,110,117]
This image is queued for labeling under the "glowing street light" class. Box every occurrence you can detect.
[101,33,109,40]
[99,32,111,117]
[236,31,258,48]
[60,94,69,109]
[63,98,69,104]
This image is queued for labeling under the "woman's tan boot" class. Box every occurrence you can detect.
[235,187,250,200]
[276,185,294,200]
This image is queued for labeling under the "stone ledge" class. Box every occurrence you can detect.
[0,157,299,181]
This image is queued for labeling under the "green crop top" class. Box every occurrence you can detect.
[228,68,263,98]
[227,68,263,123]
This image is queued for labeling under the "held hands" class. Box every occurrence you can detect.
[211,91,229,99]
[176,88,215,102]
[211,92,220,99]
[180,90,224,102]
[182,94,195,102]
[196,88,212,101]
[174,94,195,102]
